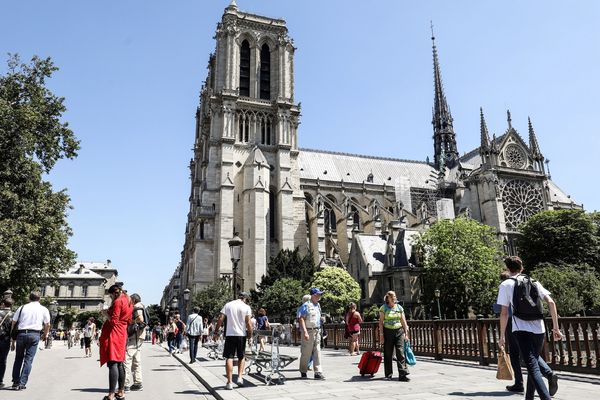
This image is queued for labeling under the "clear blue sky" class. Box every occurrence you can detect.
[2,1,598,305]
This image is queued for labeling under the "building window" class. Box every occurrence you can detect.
[261,118,272,145]
[67,285,74,297]
[398,279,405,296]
[239,40,250,97]
[259,43,270,100]
[55,286,61,297]
[81,286,88,297]
[199,221,205,240]
[238,115,249,142]
[80,303,86,310]
[324,206,336,233]
[388,276,394,291]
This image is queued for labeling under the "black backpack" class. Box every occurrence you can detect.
[127,305,150,337]
[510,274,544,321]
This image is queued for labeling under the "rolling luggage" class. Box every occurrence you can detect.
[358,350,382,376]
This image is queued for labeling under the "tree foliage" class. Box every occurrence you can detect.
[191,280,232,321]
[258,278,305,323]
[0,55,80,302]
[257,248,317,291]
[532,263,600,316]
[310,267,361,316]
[519,210,600,272]
[413,217,504,317]
[76,310,105,329]
[146,303,166,325]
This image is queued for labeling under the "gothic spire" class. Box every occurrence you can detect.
[480,107,491,151]
[507,109,513,130]
[528,117,543,160]
[431,23,459,171]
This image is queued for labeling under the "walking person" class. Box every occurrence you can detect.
[298,288,326,380]
[201,318,209,344]
[83,317,97,358]
[345,302,362,356]
[185,307,203,364]
[0,298,14,388]
[498,256,562,400]
[10,291,51,390]
[99,284,133,400]
[124,293,145,392]
[256,308,270,352]
[174,313,186,354]
[379,290,410,381]
[214,292,253,390]
[166,317,177,354]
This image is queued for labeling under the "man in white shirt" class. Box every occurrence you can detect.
[10,291,50,390]
[185,307,204,364]
[214,292,252,390]
[497,256,562,400]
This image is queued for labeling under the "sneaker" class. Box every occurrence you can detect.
[505,384,524,393]
[548,373,559,396]
[0,383,4,389]
[130,383,143,391]
[124,386,131,393]
[314,373,325,380]
[12,384,25,390]
[236,377,244,386]
[398,375,410,382]
[300,372,307,378]
[225,382,234,390]
[385,375,393,380]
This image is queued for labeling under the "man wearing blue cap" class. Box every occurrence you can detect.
[297,288,325,379]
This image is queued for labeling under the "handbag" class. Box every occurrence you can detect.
[496,349,514,380]
[404,340,417,366]
[10,306,23,340]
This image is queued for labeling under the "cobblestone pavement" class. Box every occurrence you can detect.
[173,342,600,400]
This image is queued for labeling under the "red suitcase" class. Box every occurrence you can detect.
[358,350,382,376]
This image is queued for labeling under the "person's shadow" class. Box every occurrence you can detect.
[71,388,106,393]
[448,391,515,397]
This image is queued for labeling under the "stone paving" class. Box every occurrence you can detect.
[173,343,600,400]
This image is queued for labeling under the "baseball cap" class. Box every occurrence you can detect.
[309,288,324,295]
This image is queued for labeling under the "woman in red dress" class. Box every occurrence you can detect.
[99,284,132,400]
[345,302,363,355]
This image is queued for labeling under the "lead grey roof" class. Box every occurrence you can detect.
[355,234,387,273]
[59,263,105,280]
[298,148,438,190]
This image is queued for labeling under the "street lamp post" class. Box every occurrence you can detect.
[170,297,179,316]
[228,232,244,300]
[434,289,442,320]
[183,288,191,316]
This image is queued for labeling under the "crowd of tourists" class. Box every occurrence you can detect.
[0,255,564,399]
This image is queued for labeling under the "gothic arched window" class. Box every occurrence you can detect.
[261,117,272,145]
[259,43,270,100]
[239,40,250,97]
[324,204,337,233]
[351,205,360,229]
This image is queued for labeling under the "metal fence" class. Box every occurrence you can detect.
[292,317,600,375]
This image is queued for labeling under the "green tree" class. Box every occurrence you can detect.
[146,303,166,325]
[532,263,600,316]
[258,248,317,290]
[76,310,105,329]
[310,267,361,316]
[258,278,305,323]
[362,304,381,322]
[0,55,80,302]
[191,280,232,321]
[519,210,600,272]
[413,217,504,317]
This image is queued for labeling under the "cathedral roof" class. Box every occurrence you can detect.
[298,148,438,190]
[59,263,106,280]
[354,234,387,273]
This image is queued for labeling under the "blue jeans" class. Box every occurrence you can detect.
[12,332,40,386]
[507,327,552,386]
[0,336,10,384]
[188,335,200,362]
[514,331,551,400]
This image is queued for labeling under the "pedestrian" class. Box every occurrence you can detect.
[185,307,203,364]
[83,317,97,358]
[298,288,326,380]
[497,256,562,400]
[174,313,186,354]
[256,308,270,352]
[201,318,209,344]
[68,327,76,349]
[9,291,51,390]
[152,322,161,345]
[214,292,253,390]
[124,293,145,392]
[345,302,362,356]
[0,298,15,388]
[166,317,177,354]
[379,290,410,381]
[99,284,133,400]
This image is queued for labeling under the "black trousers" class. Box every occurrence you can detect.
[383,327,409,378]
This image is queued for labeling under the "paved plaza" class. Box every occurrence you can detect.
[1,340,599,399]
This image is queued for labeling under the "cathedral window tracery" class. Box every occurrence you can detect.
[239,40,250,97]
[259,43,271,100]
[500,179,544,230]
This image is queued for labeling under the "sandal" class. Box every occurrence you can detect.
[115,395,125,400]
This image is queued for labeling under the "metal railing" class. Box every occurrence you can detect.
[291,317,600,375]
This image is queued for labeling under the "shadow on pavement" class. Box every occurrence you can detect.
[71,388,106,393]
[152,368,177,371]
[448,391,515,397]
[344,376,388,382]
[173,389,209,395]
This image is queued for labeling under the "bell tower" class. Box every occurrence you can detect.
[183,1,304,293]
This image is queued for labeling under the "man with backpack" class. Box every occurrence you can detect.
[497,256,563,400]
[0,298,14,388]
[124,293,148,392]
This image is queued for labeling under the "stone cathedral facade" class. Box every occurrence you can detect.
[174,3,581,309]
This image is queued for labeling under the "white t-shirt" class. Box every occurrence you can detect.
[220,299,252,337]
[12,302,50,330]
[496,275,550,334]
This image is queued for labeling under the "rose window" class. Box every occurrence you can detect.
[505,144,527,169]
[501,180,544,230]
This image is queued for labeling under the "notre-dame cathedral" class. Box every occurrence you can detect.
[175,2,581,309]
